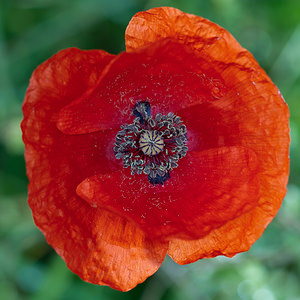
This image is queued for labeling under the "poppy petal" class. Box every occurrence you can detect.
[76,146,260,240]
[125,7,267,79]
[56,40,227,136]
[70,209,168,291]
[21,48,167,291]
[167,63,290,261]
[125,7,242,61]
[168,192,286,263]
[125,6,290,259]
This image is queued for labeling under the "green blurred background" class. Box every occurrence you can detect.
[0,0,299,299]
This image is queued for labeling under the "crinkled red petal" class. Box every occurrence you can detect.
[76,146,260,240]
[57,40,227,135]
[21,48,168,291]
[125,7,290,260]
[22,6,290,287]
[125,7,244,64]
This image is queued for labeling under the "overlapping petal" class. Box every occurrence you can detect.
[76,147,260,240]
[22,48,168,291]
[125,6,249,66]
[125,6,290,262]
[57,40,226,135]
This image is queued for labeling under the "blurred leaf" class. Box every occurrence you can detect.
[30,256,72,300]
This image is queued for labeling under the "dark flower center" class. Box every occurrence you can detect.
[114,101,188,185]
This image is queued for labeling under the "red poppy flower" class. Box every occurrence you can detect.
[22,7,289,291]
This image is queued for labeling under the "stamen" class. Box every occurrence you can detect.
[132,101,151,124]
[114,101,188,185]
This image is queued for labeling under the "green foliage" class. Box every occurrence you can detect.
[0,0,299,299]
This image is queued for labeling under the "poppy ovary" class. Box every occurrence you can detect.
[139,130,164,156]
[114,101,188,185]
